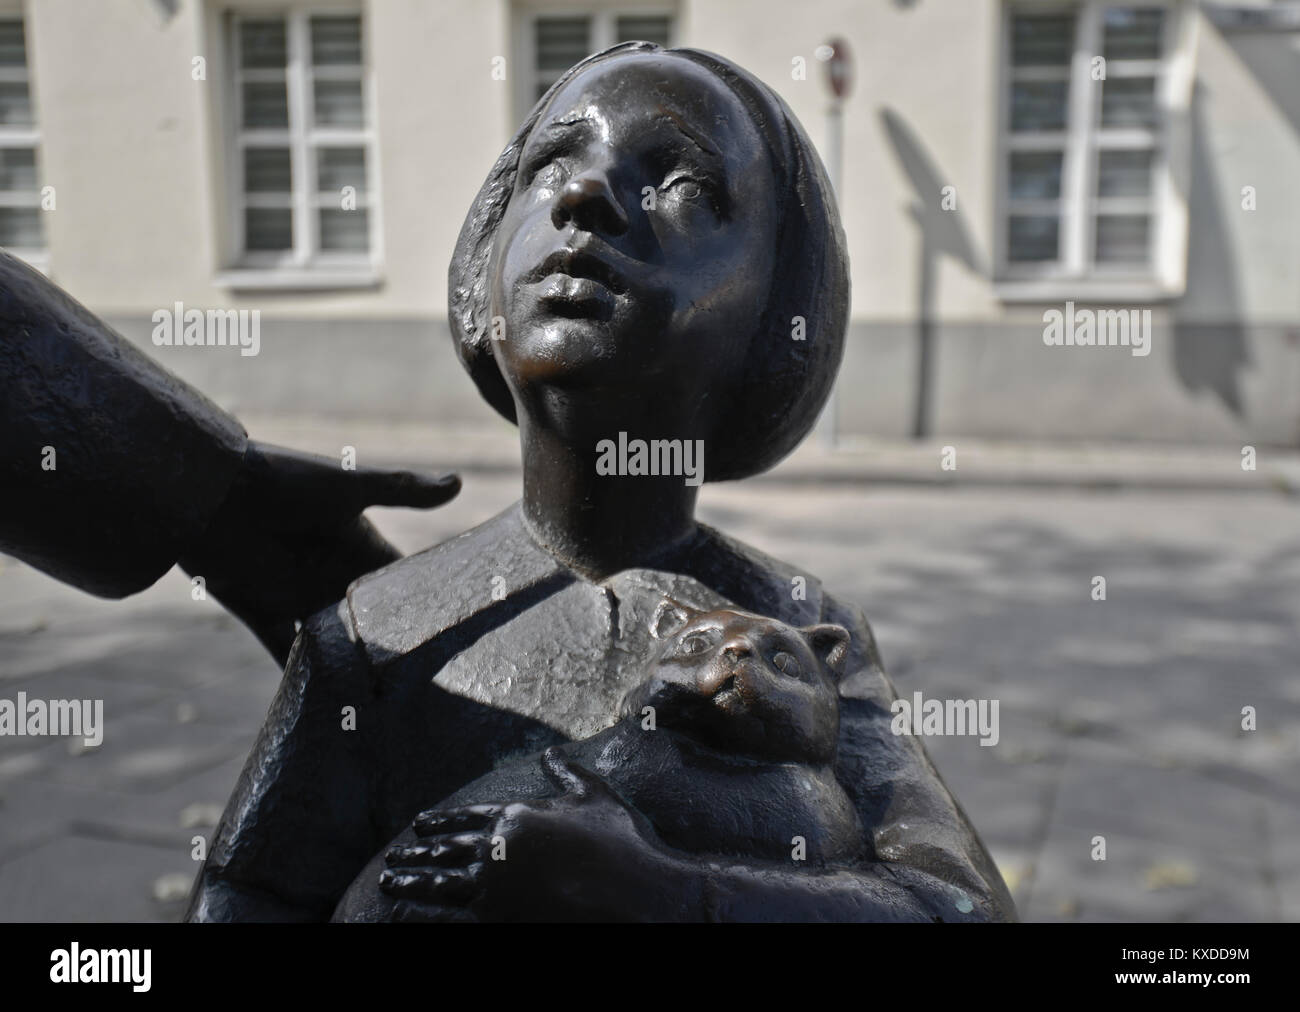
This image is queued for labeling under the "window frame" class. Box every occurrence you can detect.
[994,0,1197,302]
[218,3,382,289]
[0,10,46,270]
[511,2,677,129]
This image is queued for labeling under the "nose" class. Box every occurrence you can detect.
[720,636,754,664]
[550,174,629,236]
[697,636,754,695]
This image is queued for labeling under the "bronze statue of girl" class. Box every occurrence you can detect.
[176,41,1014,922]
[0,41,1013,920]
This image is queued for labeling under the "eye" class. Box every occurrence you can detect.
[677,631,714,657]
[664,176,704,200]
[660,172,722,210]
[526,159,565,189]
[772,651,802,679]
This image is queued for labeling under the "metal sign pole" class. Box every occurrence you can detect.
[817,37,852,451]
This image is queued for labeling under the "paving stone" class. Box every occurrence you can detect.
[0,834,196,922]
[1024,821,1276,923]
[2,479,1296,921]
[1050,737,1276,869]
[1264,799,1300,923]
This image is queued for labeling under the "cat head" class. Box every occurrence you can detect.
[620,599,851,764]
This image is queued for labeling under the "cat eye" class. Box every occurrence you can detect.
[678,631,714,657]
[772,651,802,679]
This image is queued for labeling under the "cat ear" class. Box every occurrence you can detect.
[650,598,696,640]
[806,624,851,679]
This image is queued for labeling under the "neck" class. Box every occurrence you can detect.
[517,414,700,580]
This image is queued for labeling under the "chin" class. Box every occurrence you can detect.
[515,314,634,366]
[500,333,618,392]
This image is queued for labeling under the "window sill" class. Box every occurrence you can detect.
[994,278,1183,305]
[214,267,383,292]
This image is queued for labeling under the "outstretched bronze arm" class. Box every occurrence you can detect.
[0,251,458,662]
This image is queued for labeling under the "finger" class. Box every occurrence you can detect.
[354,468,461,511]
[379,866,481,905]
[247,440,461,514]
[244,441,349,498]
[385,835,481,868]
[540,747,604,799]
[412,805,502,836]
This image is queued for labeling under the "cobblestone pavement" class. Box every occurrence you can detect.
[1,468,1296,922]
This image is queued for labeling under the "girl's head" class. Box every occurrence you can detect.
[449,43,848,481]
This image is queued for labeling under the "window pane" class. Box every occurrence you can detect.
[1104,8,1164,61]
[244,147,291,193]
[319,208,368,251]
[244,207,292,251]
[316,147,366,195]
[311,15,362,66]
[0,147,37,191]
[1008,215,1060,262]
[1097,149,1153,197]
[1009,151,1063,199]
[0,206,42,248]
[0,81,33,126]
[0,18,26,66]
[314,79,364,127]
[239,19,286,69]
[616,16,671,46]
[537,17,590,71]
[242,80,288,128]
[1101,77,1156,128]
[1011,80,1068,131]
[1095,215,1149,263]
[1011,14,1074,67]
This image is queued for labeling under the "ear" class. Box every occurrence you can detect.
[650,598,697,640]
[805,624,851,680]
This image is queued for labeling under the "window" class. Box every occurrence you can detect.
[997,2,1195,300]
[515,5,675,123]
[0,15,44,263]
[225,8,377,283]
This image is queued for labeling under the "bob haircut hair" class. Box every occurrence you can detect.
[448,42,849,482]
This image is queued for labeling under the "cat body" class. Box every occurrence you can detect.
[333,602,862,921]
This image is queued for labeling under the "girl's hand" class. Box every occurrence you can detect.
[379,749,703,922]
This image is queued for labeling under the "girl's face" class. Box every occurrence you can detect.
[489,53,780,421]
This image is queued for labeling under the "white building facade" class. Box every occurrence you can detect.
[3,0,1298,444]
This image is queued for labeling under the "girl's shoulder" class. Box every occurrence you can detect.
[343,501,564,668]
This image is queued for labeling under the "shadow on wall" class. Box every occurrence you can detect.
[1172,25,1300,428]
[1171,82,1249,417]
[877,107,983,439]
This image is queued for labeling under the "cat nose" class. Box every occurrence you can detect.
[694,638,751,695]
[721,637,754,663]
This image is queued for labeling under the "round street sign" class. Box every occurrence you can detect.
[823,37,853,100]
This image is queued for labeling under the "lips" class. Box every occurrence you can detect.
[537,274,617,320]
[526,248,627,295]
